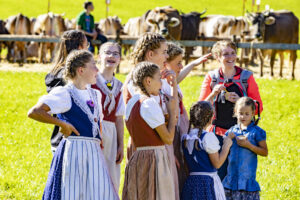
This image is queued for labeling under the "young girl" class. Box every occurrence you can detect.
[181,101,233,200]
[223,97,268,200]
[28,50,118,200]
[91,42,124,191]
[164,42,211,191]
[45,30,89,153]
[122,62,178,200]
[123,33,180,199]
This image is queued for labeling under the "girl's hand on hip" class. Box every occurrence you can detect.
[60,121,80,137]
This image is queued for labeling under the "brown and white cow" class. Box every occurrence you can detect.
[247,10,299,79]
[5,13,31,64]
[98,16,123,36]
[145,6,206,63]
[34,12,66,63]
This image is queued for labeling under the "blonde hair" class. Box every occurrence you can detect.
[64,50,93,80]
[211,40,237,59]
[166,42,183,62]
[131,33,166,64]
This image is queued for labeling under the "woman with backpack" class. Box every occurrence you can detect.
[198,40,263,181]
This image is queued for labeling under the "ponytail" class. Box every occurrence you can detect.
[254,100,261,125]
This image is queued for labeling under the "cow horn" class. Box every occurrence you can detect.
[169,17,180,27]
[199,8,207,16]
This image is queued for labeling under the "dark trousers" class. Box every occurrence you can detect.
[216,134,229,181]
[86,34,108,53]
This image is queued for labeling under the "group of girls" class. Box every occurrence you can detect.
[28,29,268,200]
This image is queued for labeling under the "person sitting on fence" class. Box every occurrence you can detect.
[76,1,108,53]
[198,40,263,181]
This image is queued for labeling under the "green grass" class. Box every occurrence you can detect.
[0,71,299,199]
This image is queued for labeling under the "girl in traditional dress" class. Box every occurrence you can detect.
[28,50,119,200]
[122,61,178,200]
[91,42,124,191]
[181,101,233,200]
[123,33,181,199]
[164,42,211,191]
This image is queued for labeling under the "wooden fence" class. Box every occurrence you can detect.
[0,34,299,50]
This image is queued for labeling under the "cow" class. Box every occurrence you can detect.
[247,10,299,79]
[146,6,182,40]
[0,19,9,62]
[145,6,206,63]
[198,15,251,68]
[123,10,152,56]
[98,16,123,36]
[5,13,31,64]
[65,18,76,30]
[34,12,66,63]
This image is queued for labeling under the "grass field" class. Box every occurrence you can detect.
[0,70,299,199]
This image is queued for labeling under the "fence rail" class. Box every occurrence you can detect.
[0,35,299,50]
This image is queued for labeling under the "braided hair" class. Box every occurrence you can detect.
[184,101,214,150]
[234,97,261,125]
[166,42,183,62]
[51,30,86,75]
[132,61,160,97]
[64,50,93,80]
[131,33,166,64]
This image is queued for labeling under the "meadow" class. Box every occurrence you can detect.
[0,70,299,199]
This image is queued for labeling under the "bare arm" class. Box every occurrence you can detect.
[115,116,124,164]
[28,103,79,137]
[76,24,94,37]
[237,138,268,157]
[155,115,177,145]
[208,137,232,169]
[177,53,211,83]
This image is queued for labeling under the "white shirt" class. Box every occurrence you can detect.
[38,84,104,121]
[125,94,165,129]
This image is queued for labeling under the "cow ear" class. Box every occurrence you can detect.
[264,16,275,25]
[169,17,180,27]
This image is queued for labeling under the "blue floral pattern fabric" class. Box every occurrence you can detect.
[181,175,216,200]
[223,122,266,192]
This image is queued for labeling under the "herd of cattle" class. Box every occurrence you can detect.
[0,6,298,78]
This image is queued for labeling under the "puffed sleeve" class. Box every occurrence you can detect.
[38,86,71,114]
[198,73,212,101]
[247,75,263,115]
[255,128,266,142]
[140,98,165,129]
[202,132,221,154]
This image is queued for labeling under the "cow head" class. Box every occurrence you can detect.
[246,11,275,40]
[146,6,182,40]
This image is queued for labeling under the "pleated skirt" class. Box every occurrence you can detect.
[43,136,119,200]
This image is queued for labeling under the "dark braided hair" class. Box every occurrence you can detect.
[132,61,160,97]
[51,30,86,75]
[184,101,214,150]
[234,97,261,125]
[64,50,93,80]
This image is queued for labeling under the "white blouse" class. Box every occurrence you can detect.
[125,94,165,129]
[38,84,104,121]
